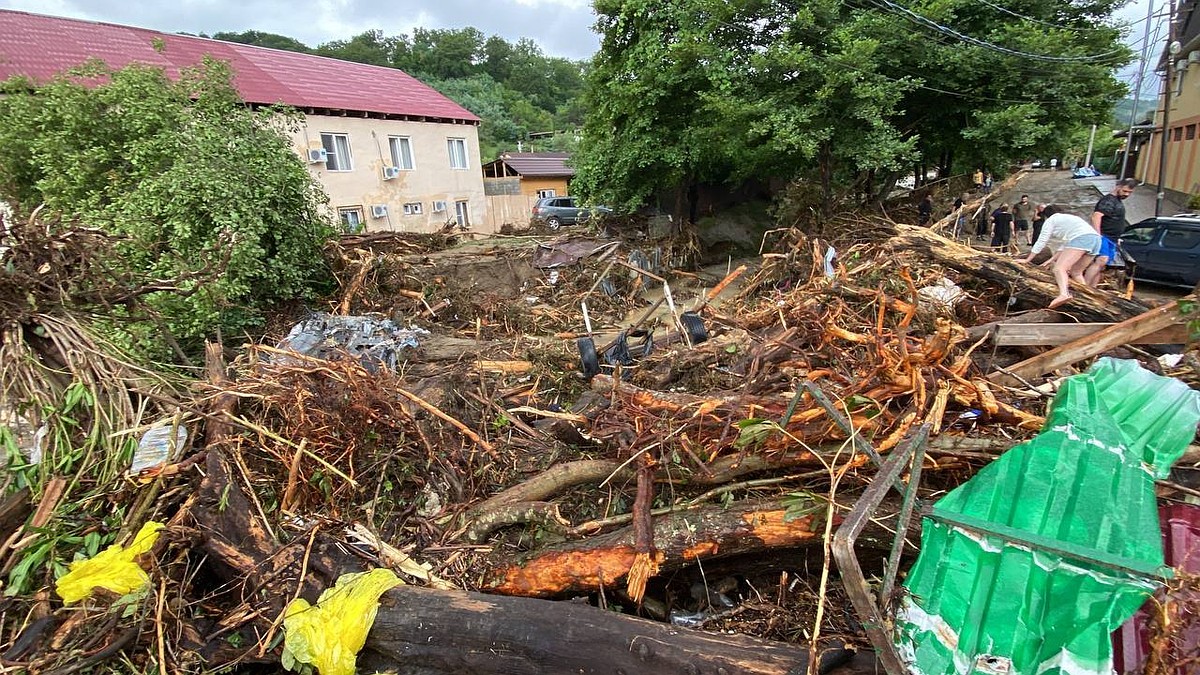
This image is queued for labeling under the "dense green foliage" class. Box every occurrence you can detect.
[210,28,587,160]
[574,0,1132,216]
[0,59,335,360]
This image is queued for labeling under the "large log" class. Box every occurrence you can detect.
[361,585,842,675]
[888,223,1150,322]
[482,499,828,597]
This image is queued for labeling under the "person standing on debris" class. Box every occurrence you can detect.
[975,201,991,237]
[918,194,933,225]
[1013,195,1035,245]
[1083,178,1138,287]
[954,192,969,237]
[1030,204,1047,247]
[989,203,1014,251]
[983,171,994,194]
[1022,205,1101,308]
[973,168,984,190]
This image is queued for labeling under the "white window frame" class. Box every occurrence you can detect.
[320,133,354,171]
[402,202,423,215]
[447,138,469,170]
[454,200,470,228]
[388,136,415,171]
[536,189,557,199]
[338,206,364,233]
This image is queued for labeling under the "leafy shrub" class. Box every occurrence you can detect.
[0,58,335,360]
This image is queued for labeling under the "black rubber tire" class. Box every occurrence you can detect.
[577,337,600,379]
[547,216,562,230]
[680,312,708,344]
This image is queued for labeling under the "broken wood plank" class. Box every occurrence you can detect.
[988,299,1189,386]
[993,322,1190,346]
[964,308,1063,342]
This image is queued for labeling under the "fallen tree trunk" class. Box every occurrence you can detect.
[482,499,828,597]
[888,224,1149,322]
[361,585,839,675]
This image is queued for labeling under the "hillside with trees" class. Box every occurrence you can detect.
[209,28,587,161]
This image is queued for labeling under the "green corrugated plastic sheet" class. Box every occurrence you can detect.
[895,358,1200,675]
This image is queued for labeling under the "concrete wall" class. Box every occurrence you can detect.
[290,115,490,233]
[1137,56,1200,198]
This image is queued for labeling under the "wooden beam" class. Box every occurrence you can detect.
[994,322,1190,346]
[988,298,1190,385]
[965,308,1063,342]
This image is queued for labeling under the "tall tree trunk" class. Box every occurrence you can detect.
[819,142,833,217]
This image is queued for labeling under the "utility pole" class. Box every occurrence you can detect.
[1156,0,1179,217]
[1084,124,1097,168]
[1121,0,1156,179]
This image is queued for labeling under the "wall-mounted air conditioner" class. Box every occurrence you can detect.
[382,166,401,180]
[371,205,388,218]
[1189,51,1200,65]
[308,148,328,163]
[432,200,447,213]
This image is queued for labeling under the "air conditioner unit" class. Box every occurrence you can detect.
[432,200,447,213]
[1189,51,1200,65]
[382,166,401,180]
[371,205,388,218]
[307,148,328,163]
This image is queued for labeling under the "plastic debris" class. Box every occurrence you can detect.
[895,358,1200,675]
[275,313,428,373]
[916,277,964,311]
[823,246,837,278]
[282,568,402,675]
[129,422,189,474]
[55,521,165,603]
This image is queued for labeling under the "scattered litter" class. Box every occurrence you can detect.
[55,521,165,603]
[917,277,965,311]
[129,421,189,474]
[282,568,402,675]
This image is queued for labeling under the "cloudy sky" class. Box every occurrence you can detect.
[0,0,1172,90]
[0,0,603,59]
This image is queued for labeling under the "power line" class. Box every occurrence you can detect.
[974,0,1118,33]
[867,0,1128,63]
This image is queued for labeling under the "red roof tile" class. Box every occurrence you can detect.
[490,152,575,177]
[0,10,479,123]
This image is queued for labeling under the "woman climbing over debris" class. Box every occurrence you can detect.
[1020,205,1100,309]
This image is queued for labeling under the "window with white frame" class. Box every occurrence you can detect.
[454,200,470,228]
[403,202,423,215]
[338,207,364,233]
[389,136,415,170]
[536,189,557,199]
[320,133,353,171]
[447,138,468,170]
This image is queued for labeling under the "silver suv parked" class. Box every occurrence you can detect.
[531,196,612,230]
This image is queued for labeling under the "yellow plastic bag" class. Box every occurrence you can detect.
[282,568,401,675]
[55,521,164,603]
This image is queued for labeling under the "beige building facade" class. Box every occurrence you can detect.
[293,116,487,234]
[1135,5,1200,201]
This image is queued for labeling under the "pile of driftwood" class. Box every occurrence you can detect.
[1,212,1197,675]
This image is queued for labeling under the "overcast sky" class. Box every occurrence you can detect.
[0,0,1172,94]
[0,0,603,60]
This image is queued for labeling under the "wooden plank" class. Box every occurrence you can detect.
[994,322,1190,346]
[988,298,1190,386]
[965,309,1063,342]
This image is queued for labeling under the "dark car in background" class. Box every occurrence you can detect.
[1120,214,1200,287]
[531,197,612,230]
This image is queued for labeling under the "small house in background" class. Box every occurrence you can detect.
[481,152,575,231]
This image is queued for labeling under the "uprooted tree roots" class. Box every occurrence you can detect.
[1,205,1195,674]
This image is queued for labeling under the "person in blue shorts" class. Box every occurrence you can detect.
[1084,178,1137,287]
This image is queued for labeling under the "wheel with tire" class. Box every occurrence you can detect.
[680,312,708,345]
[546,216,562,230]
[577,337,600,379]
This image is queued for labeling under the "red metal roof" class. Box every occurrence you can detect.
[0,10,480,123]
[491,152,575,177]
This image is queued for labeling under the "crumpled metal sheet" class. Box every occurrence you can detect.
[275,312,428,373]
[895,358,1200,675]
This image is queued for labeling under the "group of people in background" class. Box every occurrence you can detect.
[1021,178,1137,308]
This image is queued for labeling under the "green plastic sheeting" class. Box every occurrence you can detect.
[895,358,1200,675]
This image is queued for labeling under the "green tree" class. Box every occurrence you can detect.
[211,30,312,53]
[317,29,404,67]
[0,59,335,360]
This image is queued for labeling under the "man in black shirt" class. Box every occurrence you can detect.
[1084,178,1137,286]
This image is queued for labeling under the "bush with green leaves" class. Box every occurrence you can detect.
[0,58,335,360]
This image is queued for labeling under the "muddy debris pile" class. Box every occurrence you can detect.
[2,207,1199,675]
